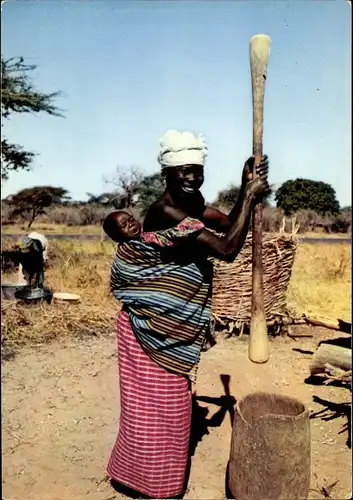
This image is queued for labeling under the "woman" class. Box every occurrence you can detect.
[107,130,270,499]
[16,232,48,287]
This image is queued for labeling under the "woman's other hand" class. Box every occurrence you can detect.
[242,154,269,187]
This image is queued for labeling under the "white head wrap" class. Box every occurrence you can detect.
[158,130,208,169]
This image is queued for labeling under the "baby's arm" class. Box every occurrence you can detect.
[141,217,205,247]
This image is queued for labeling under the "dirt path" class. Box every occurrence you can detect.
[2,327,351,500]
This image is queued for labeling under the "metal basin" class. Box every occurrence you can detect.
[14,286,53,305]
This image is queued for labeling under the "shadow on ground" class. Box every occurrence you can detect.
[310,395,351,449]
[184,374,236,498]
[189,374,236,457]
[319,336,352,349]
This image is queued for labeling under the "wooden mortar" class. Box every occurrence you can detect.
[228,392,310,500]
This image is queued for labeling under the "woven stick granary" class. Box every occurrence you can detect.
[212,233,297,327]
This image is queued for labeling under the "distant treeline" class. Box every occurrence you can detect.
[1,175,351,234]
[1,202,351,235]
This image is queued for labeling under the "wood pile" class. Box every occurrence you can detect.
[212,232,297,333]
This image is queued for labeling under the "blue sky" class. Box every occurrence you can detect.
[1,0,351,206]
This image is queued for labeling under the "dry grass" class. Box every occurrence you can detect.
[1,239,351,353]
[287,243,351,322]
[298,232,351,240]
[1,240,118,353]
[2,222,103,235]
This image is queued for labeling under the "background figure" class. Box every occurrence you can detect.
[28,232,49,262]
[17,232,48,287]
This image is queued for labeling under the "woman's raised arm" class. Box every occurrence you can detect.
[162,176,270,262]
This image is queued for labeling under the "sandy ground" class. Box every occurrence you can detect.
[2,327,351,500]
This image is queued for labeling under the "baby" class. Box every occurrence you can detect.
[103,210,204,247]
[103,211,143,242]
[103,209,215,381]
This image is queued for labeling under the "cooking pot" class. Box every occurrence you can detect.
[14,286,53,305]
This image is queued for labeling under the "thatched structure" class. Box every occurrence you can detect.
[212,233,297,333]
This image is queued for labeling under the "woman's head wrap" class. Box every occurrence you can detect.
[158,130,208,169]
[17,233,48,261]
[17,236,33,253]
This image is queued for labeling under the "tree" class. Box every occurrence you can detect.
[6,186,70,228]
[331,212,351,233]
[103,166,165,214]
[214,185,241,209]
[103,166,144,209]
[136,172,165,215]
[214,183,270,210]
[275,179,340,216]
[1,56,63,180]
[85,192,116,205]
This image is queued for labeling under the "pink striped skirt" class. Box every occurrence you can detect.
[107,310,192,498]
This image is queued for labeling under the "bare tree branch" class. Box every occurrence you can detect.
[103,165,144,209]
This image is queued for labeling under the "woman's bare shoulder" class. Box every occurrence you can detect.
[143,196,170,231]
[144,197,168,218]
[143,196,191,231]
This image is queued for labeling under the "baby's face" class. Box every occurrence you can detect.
[115,212,141,240]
